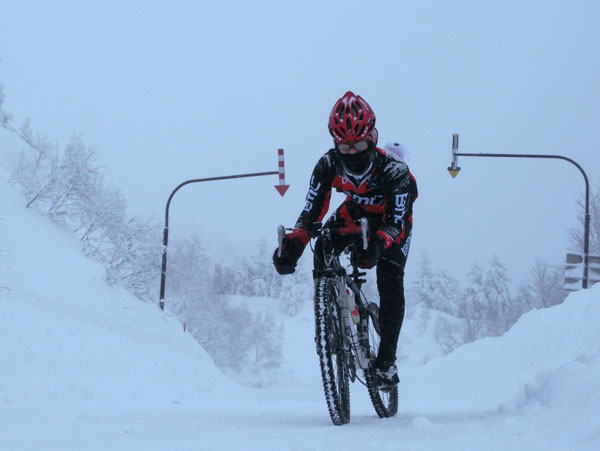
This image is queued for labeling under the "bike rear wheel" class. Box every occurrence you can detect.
[362,308,398,418]
[314,277,350,425]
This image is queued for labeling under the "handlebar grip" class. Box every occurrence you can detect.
[360,218,368,250]
[277,225,285,257]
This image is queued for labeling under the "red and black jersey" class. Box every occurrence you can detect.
[295,147,418,250]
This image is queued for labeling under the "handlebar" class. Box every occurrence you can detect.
[360,217,368,250]
[277,218,369,256]
[277,225,285,257]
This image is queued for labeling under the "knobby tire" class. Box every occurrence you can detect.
[314,277,350,425]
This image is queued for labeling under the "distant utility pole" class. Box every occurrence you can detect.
[159,149,290,311]
[448,134,591,289]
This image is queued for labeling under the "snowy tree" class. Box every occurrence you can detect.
[10,119,60,208]
[213,239,311,316]
[167,236,216,303]
[458,256,520,342]
[434,314,466,355]
[79,185,128,254]
[519,260,567,309]
[0,83,14,128]
[412,251,435,307]
[570,180,600,255]
[10,128,162,299]
[102,216,161,300]
[412,250,461,315]
[10,129,104,227]
[276,272,311,316]
[44,134,103,225]
[246,312,284,374]
[166,236,286,377]
[182,299,284,379]
[214,262,236,295]
[8,115,287,376]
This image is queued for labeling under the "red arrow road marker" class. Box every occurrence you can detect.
[275,148,290,196]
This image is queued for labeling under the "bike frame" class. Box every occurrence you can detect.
[311,221,373,372]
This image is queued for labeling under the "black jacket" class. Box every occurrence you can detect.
[295,147,418,250]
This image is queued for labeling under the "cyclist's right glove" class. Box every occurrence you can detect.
[273,229,309,275]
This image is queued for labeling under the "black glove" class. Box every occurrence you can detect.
[273,236,305,274]
[357,235,385,269]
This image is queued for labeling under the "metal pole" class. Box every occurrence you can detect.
[454,151,590,289]
[159,170,278,310]
[583,212,591,289]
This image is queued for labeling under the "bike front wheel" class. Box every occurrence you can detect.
[314,277,350,425]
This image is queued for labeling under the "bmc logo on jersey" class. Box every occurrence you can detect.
[304,176,321,212]
[394,193,408,225]
[350,193,384,206]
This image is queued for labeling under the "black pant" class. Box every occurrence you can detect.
[375,245,406,365]
[313,232,407,365]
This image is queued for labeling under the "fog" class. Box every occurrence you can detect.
[1,0,598,287]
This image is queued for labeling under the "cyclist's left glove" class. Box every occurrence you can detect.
[357,235,385,269]
[273,229,309,275]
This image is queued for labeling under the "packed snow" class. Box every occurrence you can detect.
[1,125,600,450]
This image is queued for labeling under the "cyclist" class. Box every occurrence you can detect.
[273,91,418,389]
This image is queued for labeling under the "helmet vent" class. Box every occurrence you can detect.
[328,91,376,143]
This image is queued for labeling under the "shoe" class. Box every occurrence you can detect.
[374,361,399,391]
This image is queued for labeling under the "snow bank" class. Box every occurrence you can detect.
[0,129,228,423]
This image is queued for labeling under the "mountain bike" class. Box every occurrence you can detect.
[278,219,398,425]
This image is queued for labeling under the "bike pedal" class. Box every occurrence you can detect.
[359,278,367,284]
[358,272,367,277]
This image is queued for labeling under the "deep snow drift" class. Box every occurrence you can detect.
[1,125,599,450]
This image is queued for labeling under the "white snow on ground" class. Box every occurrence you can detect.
[1,126,600,450]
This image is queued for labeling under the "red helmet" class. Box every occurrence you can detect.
[328,91,376,143]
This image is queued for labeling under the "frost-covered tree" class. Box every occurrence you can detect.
[102,216,161,300]
[167,236,216,303]
[519,260,567,309]
[214,239,311,316]
[433,314,466,355]
[79,185,127,252]
[245,312,284,379]
[11,128,105,226]
[10,119,60,208]
[167,236,285,378]
[570,180,600,256]
[412,250,460,315]
[207,304,284,378]
[45,134,103,224]
[0,83,14,128]
[8,114,288,376]
[412,251,435,307]
[458,256,520,342]
[10,128,161,298]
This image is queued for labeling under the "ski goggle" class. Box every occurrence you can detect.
[337,140,369,153]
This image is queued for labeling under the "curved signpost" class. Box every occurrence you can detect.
[159,149,289,310]
[448,134,591,289]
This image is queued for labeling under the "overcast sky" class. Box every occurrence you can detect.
[1,0,599,288]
